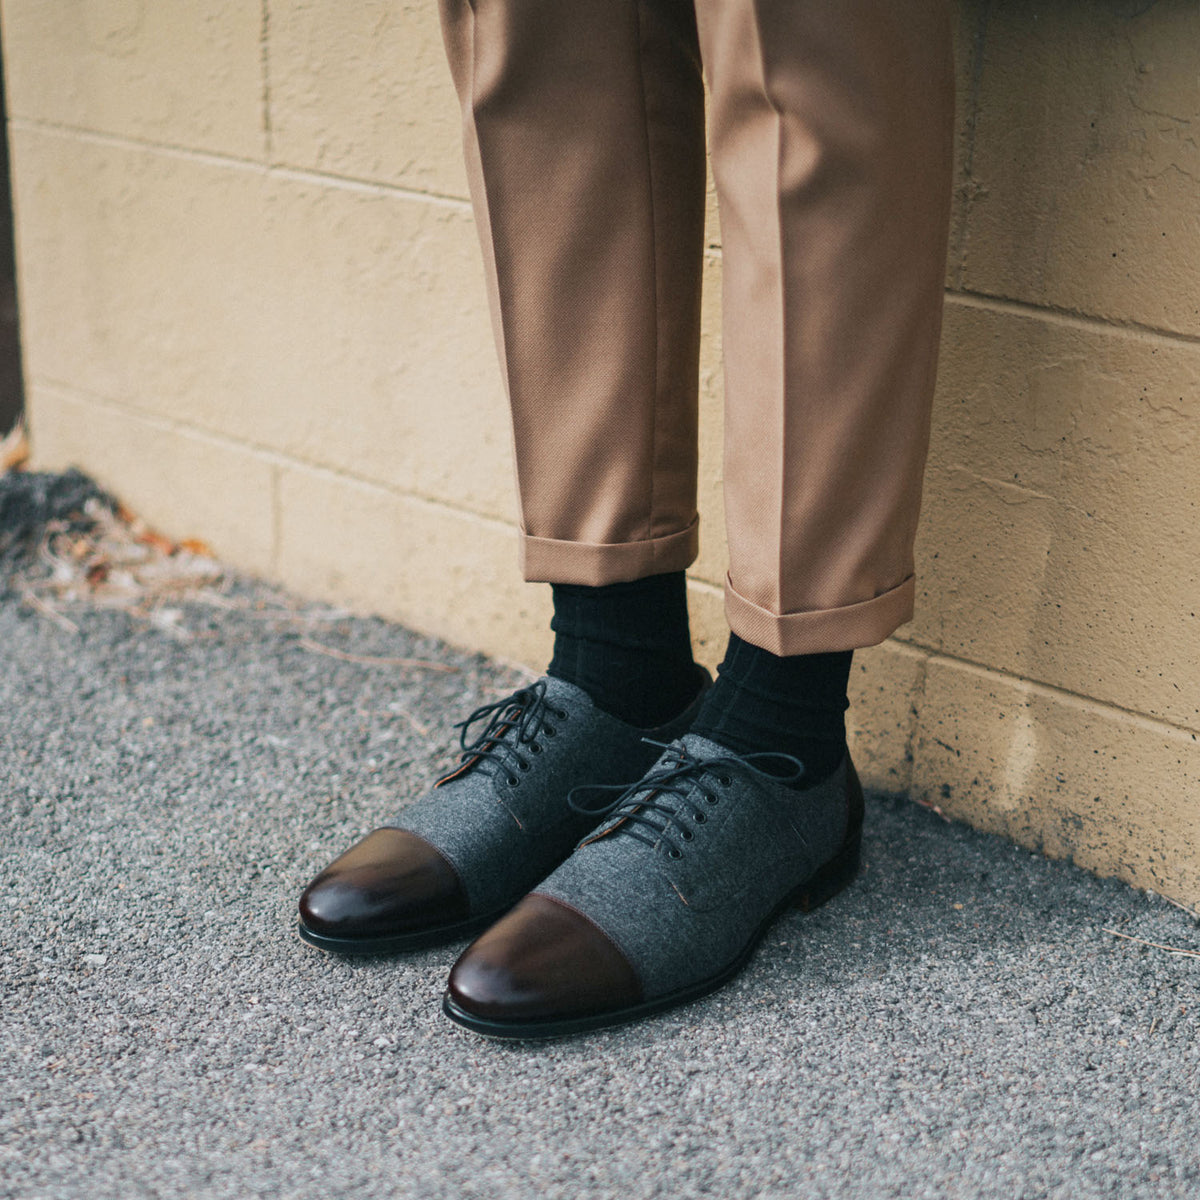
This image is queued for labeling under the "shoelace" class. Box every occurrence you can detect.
[568,739,804,859]
[435,680,569,789]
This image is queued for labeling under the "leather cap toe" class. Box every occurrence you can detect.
[447,894,641,1023]
[299,828,468,940]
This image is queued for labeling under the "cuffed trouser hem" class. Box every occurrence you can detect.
[725,573,915,656]
[519,517,700,587]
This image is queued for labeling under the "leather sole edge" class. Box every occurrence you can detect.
[295,911,500,956]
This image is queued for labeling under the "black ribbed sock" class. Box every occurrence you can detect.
[689,633,852,787]
[547,571,700,728]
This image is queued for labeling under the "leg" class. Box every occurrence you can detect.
[689,0,956,785]
[442,0,712,727]
[446,0,956,1037]
[701,0,955,654]
[440,0,708,583]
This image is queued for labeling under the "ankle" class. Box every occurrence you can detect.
[547,572,699,728]
[689,635,852,787]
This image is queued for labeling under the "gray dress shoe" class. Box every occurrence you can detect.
[297,672,709,954]
[443,733,863,1037]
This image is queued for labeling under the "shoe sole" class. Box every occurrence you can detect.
[296,910,503,956]
[441,832,862,1039]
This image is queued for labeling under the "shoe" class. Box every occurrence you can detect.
[297,671,710,954]
[442,734,863,1038]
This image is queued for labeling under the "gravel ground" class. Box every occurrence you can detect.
[2,573,1199,1200]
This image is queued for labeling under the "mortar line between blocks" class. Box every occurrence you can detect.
[904,652,931,789]
[951,0,991,290]
[683,576,723,600]
[8,117,473,212]
[945,289,1200,351]
[33,378,519,540]
[891,635,1200,742]
[259,0,274,161]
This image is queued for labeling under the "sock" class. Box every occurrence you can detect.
[689,633,852,787]
[547,571,700,728]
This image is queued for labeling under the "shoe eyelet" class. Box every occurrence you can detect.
[554,708,570,722]
[703,792,718,805]
[507,776,519,787]
[717,774,733,788]
[680,830,694,842]
[543,726,556,738]
[693,812,706,824]
[667,848,682,859]
[528,743,542,755]
[518,759,531,771]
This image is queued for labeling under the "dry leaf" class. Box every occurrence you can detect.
[0,420,30,474]
[15,487,226,628]
[138,529,175,555]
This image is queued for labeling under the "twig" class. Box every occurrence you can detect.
[183,588,245,611]
[911,796,953,823]
[385,703,432,739]
[19,588,80,635]
[1161,894,1200,923]
[297,637,457,672]
[1102,927,1200,959]
[241,608,346,622]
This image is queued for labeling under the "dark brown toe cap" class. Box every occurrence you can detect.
[299,828,468,940]
[447,894,641,1023]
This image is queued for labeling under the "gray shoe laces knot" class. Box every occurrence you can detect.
[568,740,804,858]
[435,680,569,789]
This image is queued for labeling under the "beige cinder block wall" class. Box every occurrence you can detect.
[4,2,1198,904]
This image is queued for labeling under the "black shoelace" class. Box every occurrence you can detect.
[568,740,804,859]
[436,680,569,789]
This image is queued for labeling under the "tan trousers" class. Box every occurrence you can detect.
[439,0,955,655]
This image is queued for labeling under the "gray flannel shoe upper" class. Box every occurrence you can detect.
[389,675,705,917]
[444,732,862,1033]
[536,734,857,997]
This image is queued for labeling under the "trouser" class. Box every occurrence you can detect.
[438,0,955,654]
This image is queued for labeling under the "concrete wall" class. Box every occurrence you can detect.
[4,1,1198,905]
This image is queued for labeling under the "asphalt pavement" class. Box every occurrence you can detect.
[2,561,1199,1199]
